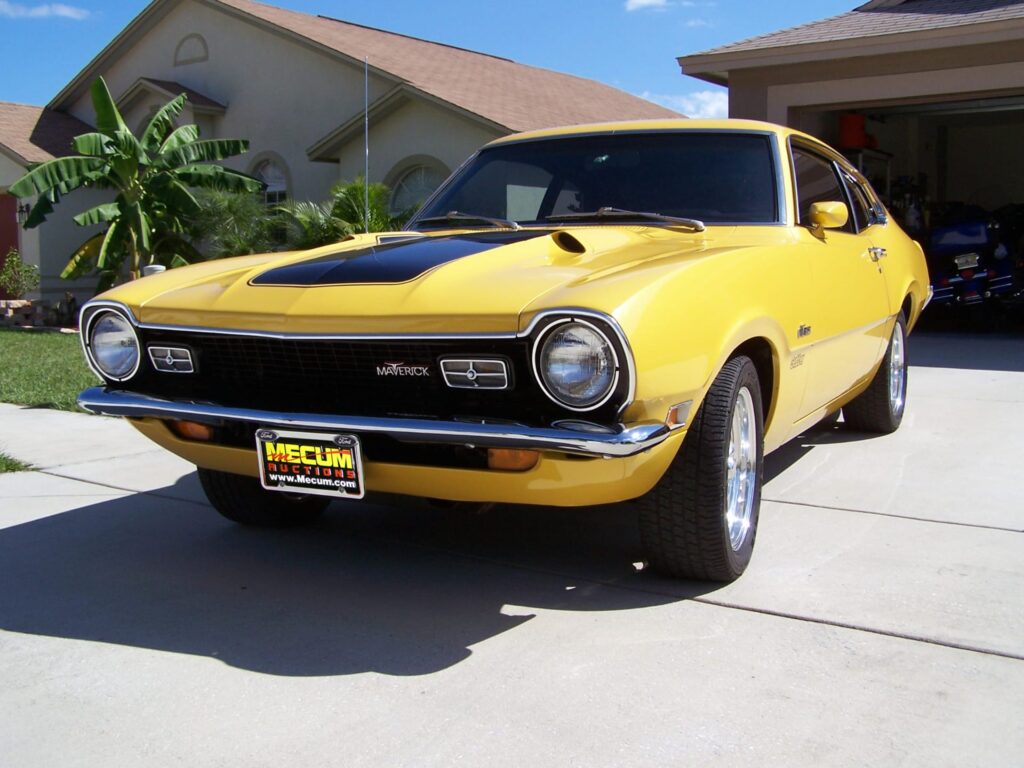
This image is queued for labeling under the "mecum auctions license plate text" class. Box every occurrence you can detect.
[256,428,364,499]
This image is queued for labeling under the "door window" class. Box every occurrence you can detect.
[842,172,876,232]
[792,148,852,233]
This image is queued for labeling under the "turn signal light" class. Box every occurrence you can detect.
[487,448,539,471]
[666,400,693,429]
[169,420,214,441]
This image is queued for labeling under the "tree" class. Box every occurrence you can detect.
[276,199,352,250]
[330,177,412,234]
[8,77,261,291]
[190,189,281,259]
[0,249,40,299]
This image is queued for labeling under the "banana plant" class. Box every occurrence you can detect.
[9,77,261,291]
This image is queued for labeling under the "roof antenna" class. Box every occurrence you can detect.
[363,56,370,234]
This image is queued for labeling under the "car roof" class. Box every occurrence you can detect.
[486,118,814,147]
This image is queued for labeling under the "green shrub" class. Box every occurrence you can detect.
[190,190,281,259]
[0,249,41,299]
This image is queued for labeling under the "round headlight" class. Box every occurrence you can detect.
[536,321,618,409]
[89,311,140,381]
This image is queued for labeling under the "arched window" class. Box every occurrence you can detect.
[252,158,289,205]
[389,163,447,214]
[174,34,209,66]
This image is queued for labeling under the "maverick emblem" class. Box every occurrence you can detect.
[798,324,812,338]
[440,358,509,389]
[376,361,431,377]
[147,345,194,373]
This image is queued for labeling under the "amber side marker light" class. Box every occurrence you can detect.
[666,400,693,429]
[487,448,539,471]
[168,420,214,441]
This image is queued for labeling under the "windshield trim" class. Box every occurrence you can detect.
[406,129,786,231]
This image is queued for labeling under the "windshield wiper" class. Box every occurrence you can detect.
[547,207,705,232]
[416,210,521,231]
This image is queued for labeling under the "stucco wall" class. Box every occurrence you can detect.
[65,0,395,202]
[334,97,502,189]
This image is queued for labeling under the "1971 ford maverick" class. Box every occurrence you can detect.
[77,120,930,581]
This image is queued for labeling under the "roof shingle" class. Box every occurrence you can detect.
[138,78,226,110]
[215,0,680,130]
[690,0,1024,57]
[0,102,93,165]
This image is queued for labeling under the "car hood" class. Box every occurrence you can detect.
[106,226,751,335]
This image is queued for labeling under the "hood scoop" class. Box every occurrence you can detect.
[250,230,547,287]
[551,230,587,254]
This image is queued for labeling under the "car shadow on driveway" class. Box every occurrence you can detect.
[0,478,716,677]
[763,418,880,484]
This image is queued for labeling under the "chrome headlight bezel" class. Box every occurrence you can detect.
[82,307,141,383]
[532,317,622,412]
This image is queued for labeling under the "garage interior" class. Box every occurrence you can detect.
[797,96,1024,330]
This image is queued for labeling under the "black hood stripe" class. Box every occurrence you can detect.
[251,231,547,286]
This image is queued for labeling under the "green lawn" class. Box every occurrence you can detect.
[0,452,31,473]
[0,329,97,411]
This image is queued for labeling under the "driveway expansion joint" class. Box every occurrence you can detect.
[763,497,1024,534]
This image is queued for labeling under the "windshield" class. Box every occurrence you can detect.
[410,132,779,229]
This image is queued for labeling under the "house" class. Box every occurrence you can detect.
[0,0,679,302]
[678,0,1024,233]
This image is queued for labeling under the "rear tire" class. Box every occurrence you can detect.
[843,313,907,434]
[638,355,764,582]
[198,468,329,527]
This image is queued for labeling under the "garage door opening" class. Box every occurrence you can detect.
[795,95,1024,332]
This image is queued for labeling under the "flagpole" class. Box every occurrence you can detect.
[364,56,370,234]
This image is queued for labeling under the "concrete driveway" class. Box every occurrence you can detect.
[1,332,1022,767]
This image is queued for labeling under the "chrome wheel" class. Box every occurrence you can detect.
[888,320,905,415]
[725,386,757,551]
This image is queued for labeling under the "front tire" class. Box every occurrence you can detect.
[198,468,329,527]
[638,355,764,582]
[843,313,907,434]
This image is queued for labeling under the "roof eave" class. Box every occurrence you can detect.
[0,142,32,168]
[47,0,174,110]
[118,78,227,116]
[47,0,404,111]
[308,85,508,162]
[678,16,1024,77]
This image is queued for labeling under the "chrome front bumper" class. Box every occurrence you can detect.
[78,387,677,458]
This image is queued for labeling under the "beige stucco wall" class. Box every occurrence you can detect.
[65,0,395,202]
[766,61,1024,126]
[24,0,518,299]
[334,97,502,188]
[722,41,1024,125]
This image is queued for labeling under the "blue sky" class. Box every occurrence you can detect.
[0,0,855,116]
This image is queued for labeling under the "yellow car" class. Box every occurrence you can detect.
[77,119,930,582]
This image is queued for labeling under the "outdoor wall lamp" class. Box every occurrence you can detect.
[16,203,31,225]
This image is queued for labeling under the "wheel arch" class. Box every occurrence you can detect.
[901,292,915,329]
[729,337,777,431]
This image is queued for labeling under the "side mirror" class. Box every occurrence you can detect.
[809,201,849,231]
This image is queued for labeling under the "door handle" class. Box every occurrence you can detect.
[869,247,888,262]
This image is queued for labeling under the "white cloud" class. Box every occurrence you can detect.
[686,18,712,27]
[625,0,669,11]
[0,1,89,19]
[641,89,729,119]
[625,0,700,9]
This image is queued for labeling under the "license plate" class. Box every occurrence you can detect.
[954,253,980,270]
[255,428,364,499]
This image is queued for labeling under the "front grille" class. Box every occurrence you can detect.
[125,329,621,425]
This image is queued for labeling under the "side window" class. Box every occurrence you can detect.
[843,172,873,232]
[792,147,851,232]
